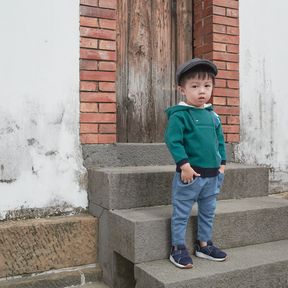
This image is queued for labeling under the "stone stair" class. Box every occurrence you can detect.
[86,143,288,288]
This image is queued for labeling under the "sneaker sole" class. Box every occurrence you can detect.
[195,251,228,262]
[169,255,193,269]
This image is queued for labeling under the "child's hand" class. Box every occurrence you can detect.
[219,164,225,174]
[180,163,201,184]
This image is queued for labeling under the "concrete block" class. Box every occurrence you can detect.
[89,203,135,288]
[0,215,98,277]
[88,164,269,210]
[83,143,235,168]
[134,240,288,288]
[109,197,288,263]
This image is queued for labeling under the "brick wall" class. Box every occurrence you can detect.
[79,0,240,144]
[193,0,240,142]
[80,0,117,144]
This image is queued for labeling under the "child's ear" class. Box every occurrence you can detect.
[178,86,185,95]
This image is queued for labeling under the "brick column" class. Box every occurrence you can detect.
[79,0,117,144]
[193,0,239,142]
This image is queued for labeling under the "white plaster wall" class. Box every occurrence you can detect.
[237,1,288,193]
[0,1,87,220]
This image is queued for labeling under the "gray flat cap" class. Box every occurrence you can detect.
[176,58,218,86]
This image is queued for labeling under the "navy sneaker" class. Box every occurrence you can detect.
[169,245,193,268]
[195,240,227,261]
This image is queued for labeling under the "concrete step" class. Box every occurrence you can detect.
[134,239,288,288]
[83,143,235,168]
[109,197,288,264]
[0,264,103,288]
[0,214,98,278]
[89,163,268,210]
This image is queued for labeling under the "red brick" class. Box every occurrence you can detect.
[213,24,226,34]
[213,6,225,15]
[227,133,239,142]
[203,34,213,44]
[99,103,116,113]
[80,134,99,144]
[204,0,213,9]
[215,79,226,87]
[222,125,239,133]
[99,19,116,30]
[80,6,116,19]
[211,51,239,62]
[80,27,116,40]
[80,81,98,91]
[80,49,116,61]
[204,15,213,27]
[99,40,116,50]
[81,133,117,144]
[220,115,227,123]
[99,124,116,133]
[213,96,226,105]
[99,61,116,71]
[213,33,239,45]
[80,71,116,81]
[80,92,116,102]
[227,98,239,106]
[80,124,98,133]
[194,0,203,4]
[227,62,239,71]
[194,37,203,47]
[227,8,239,18]
[80,113,116,123]
[80,0,98,7]
[195,43,225,55]
[212,0,238,9]
[217,70,239,80]
[195,7,213,22]
[80,16,98,28]
[227,26,239,36]
[80,103,98,113]
[213,106,239,115]
[80,60,98,71]
[194,2,203,13]
[99,82,116,92]
[227,44,239,54]
[98,134,116,144]
[81,38,98,49]
[227,80,239,89]
[213,15,239,27]
[214,88,239,97]
[194,19,203,30]
[227,116,239,124]
[213,61,226,70]
[194,25,213,39]
[99,0,117,9]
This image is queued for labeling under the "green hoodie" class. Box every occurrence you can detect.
[164,103,226,175]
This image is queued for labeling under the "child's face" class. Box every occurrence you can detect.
[178,75,213,108]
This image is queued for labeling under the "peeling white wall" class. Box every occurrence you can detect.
[237,1,288,193]
[0,1,87,220]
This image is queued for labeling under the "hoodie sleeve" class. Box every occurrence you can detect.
[164,114,189,165]
[216,119,227,164]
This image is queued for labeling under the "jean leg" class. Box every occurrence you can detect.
[197,176,219,242]
[171,173,199,246]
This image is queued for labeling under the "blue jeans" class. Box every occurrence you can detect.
[171,172,224,246]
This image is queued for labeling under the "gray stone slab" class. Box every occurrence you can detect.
[88,163,269,210]
[83,143,235,167]
[134,240,288,288]
[109,197,288,263]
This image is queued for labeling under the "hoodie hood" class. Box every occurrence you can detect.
[165,102,213,120]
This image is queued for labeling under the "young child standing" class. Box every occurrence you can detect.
[164,58,227,269]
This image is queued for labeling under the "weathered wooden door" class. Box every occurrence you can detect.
[116,0,193,143]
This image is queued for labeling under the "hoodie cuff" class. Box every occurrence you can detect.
[176,158,189,172]
[221,160,226,165]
